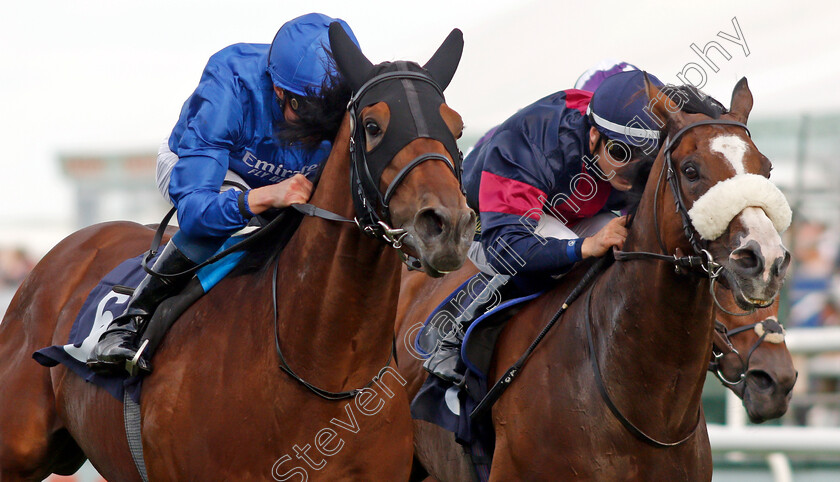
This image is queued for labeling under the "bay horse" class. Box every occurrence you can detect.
[396,78,792,480]
[0,25,475,481]
[396,271,796,479]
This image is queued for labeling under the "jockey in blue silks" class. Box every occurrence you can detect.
[425,70,667,383]
[89,13,360,374]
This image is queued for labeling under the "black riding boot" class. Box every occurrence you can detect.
[87,241,196,375]
[424,274,511,384]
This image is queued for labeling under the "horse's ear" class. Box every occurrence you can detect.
[730,77,753,123]
[643,73,685,132]
[329,22,374,91]
[422,28,464,92]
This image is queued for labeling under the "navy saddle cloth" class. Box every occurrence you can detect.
[32,241,246,403]
[410,271,542,480]
[33,253,152,403]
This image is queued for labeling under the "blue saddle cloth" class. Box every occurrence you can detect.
[410,272,542,481]
[32,239,246,403]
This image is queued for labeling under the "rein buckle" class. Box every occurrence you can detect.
[377,221,409,249]
[700,249,723,279]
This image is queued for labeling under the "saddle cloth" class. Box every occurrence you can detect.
[414,272,542,379]
[32,240,246,403]
[410,272,543,481]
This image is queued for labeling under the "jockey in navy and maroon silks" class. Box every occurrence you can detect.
[88,13,360,375]
[425,70,666,383]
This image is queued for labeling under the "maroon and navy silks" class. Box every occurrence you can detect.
[462,89,632,283]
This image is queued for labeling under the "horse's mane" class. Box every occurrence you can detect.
[274,47,352,149]
[663,84,728,119]
[621,84,729,214]
[225,50,353,276]
[224,207,307,277]
[230,59,443,276]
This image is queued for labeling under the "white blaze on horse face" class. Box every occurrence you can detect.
[732,207,787,283]
[710,135,749,175]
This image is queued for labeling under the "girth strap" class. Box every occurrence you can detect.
[124,392,149,482]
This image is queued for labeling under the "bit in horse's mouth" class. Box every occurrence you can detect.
[744,295,773,308]
[423,262,451,278]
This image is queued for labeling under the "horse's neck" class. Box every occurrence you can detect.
[271,117,401,389]
[592,173,714,433]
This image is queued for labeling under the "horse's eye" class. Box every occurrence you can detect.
[365,121,382,137]
[682,164,699,181]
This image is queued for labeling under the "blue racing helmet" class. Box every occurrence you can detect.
[267,13,360,96]
[587,70,665,148]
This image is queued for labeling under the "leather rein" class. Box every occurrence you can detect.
[269,69,463,400]
[142,69,462,401]
[590,118,786,447]
[474,118,771,449]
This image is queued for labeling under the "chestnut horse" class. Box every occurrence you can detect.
[0,26,476,481]
[396,78,792,480]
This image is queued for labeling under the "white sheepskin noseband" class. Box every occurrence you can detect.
[755,317,786,344]
[687,174,792,240]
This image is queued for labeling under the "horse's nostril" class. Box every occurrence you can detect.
[747,370,774,391]
[415,208,447,241]
[771,250,792,278]
[731,246,764,276]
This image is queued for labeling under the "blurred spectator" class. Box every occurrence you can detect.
[0,247,36,315]
[789,221,840,327]
[0,247,35,288]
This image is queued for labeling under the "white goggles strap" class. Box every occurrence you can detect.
[587,105,660,140]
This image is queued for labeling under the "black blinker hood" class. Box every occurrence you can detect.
[329,22,464,236]
[354,61,461,199]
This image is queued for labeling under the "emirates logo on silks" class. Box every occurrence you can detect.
[242,150,319,183]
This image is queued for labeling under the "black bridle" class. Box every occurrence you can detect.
[141,69,464,400]
[346,70,462,269]
[474,118,772,449]
[614,118,767,314]
[709,316,786,386]
[271,69,463,400]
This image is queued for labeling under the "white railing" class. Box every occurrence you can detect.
[785,327,840,354]
[708,424,840,454]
